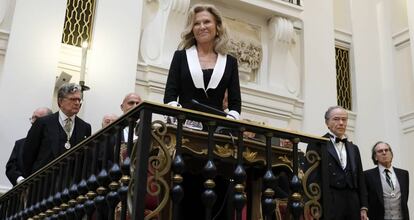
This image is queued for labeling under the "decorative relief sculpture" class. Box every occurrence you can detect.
[268,16,301,97]
[269,16,296,45]
[225,17,263,83]
[139,0,190,65]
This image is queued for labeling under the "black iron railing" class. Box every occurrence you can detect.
[0,101,326,220]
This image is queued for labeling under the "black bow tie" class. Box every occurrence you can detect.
[335,137,347,143]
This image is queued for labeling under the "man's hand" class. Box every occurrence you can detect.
[360,209,368,220]
[16,176,25,184]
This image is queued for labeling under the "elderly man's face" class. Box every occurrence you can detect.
[121,94,142,113]
[102,114,118,128]
[326,108,348,138]
[30,108,50,124]
[59,91,82,117]
[375,143,393,168]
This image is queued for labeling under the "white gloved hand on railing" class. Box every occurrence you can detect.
[226,110,240,120]
[167,101,182,108]
[16,176,25,184]
[165,101,182,125]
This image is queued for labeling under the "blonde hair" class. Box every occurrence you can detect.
[178,3,229,54]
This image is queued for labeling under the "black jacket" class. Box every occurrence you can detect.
[364,167,409,220]
[22,112,91,177]
[6,138,25,185]
[164,49,241,115]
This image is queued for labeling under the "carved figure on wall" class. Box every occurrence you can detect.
[139,0,190,65]
[225,17,263,83]
[228,38,262,82]
[268,16,301,97]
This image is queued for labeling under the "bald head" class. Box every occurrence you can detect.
[102,113,118,128]
[30,107,53,124]
[120,93,142,114]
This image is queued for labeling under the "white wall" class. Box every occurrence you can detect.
[0,0,15,31]
[81,0,143,132]
[390,0,408,34]
[0,0,67,190]
[351,0,413,211]
[349,0,384,169]
[333,0,352,32]
[0,0,15,79]
[407,0,414,86]
[301,0,337,135]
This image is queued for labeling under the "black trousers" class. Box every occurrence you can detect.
[327,188,360,220]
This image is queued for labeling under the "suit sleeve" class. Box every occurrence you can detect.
[164,50,182,104]
[21,120,44,177]
[355,146,368,208]
[86,123,91,137]
[405,170,409,200]
[5,140,24,185]
[226,55,241,114]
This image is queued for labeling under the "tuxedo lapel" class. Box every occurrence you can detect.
[373,167,384,205]
[186,46,205,90]
[327,142,342,166]
[323,134,341,166]
[185,45,227,91]
[50,113,62,156]
[71,116,87,146]
[71,116,80,145]
[206,53,226,90]
[345,142,356,171]
[395,168,407,203]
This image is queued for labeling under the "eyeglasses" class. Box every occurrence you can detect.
[376,148,390,153]
[64,97,83,103]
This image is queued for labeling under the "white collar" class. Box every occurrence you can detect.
[378,164,394,174]
[59,110,76,136]
[59,110,75,122]
[186,45,227,91]
[327,131,346,140]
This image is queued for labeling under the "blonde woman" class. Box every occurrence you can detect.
[164,3,241,120]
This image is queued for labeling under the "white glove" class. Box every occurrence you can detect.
[166,101,182,124]
[16,176,25,184]
[167,101,182,108]
[226,110,240,120]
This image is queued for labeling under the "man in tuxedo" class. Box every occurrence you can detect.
[21,83,91,177]
[6,107,52,185]
[308,106,368,220]
[364,142,409,220]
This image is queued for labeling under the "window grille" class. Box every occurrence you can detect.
[335,47,352,110]
[61,0,96,47]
